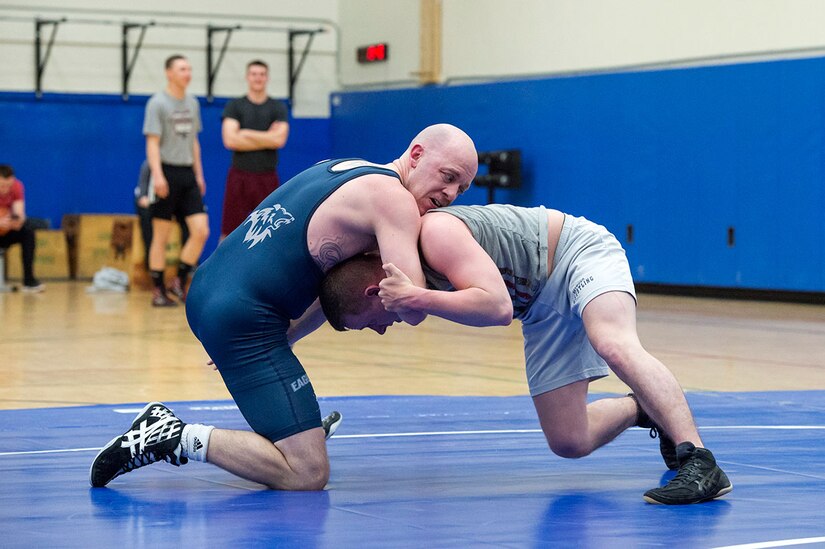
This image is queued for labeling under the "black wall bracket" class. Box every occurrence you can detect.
[121,21,153,100]
[288,29,321,106]
[206,24,240,102]
[34,17,66,98]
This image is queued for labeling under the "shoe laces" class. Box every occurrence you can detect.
[117,447,184,476]
[120,450,163,474]
[667,455,705,487]
[648,426,660,440]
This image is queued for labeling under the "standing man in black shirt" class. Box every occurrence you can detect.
[220,59,290,240]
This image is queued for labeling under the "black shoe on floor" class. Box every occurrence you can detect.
[322,411,342,440]
[628,393,678,470]
[89,402,187,487]
[643,442,733,505]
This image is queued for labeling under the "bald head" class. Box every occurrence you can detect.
[395,124,478,214]
[408,124,477,165]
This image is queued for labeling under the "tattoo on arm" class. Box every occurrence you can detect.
[312,237,346,271]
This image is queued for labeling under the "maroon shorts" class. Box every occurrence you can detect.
[221,167,280,236]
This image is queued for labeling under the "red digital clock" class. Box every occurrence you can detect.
[357,43,389,63]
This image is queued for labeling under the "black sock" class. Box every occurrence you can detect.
[151,270,165,291]
[177,262,194,281]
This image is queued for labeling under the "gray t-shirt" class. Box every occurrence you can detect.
[423,204,549,320]
[143,91,202,166]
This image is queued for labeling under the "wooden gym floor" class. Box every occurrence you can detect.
[1,281,823,410]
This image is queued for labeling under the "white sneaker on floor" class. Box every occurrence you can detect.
[21,282,45,293]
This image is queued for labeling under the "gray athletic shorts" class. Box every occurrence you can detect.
[521,214,636,397]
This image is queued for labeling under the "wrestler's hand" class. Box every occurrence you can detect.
[379,263,427,325]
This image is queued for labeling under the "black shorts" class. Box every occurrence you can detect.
[151,164,206,221]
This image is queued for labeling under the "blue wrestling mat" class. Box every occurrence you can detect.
[2,392,824,548]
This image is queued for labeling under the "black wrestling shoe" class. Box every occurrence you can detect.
[643,442,733,504]
[628,393,679,470]
[90,402,187,487]
[322,411,342,440]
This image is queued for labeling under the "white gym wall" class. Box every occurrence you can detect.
[3,0,825,116]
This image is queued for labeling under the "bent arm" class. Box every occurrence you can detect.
[12,198,26,225]
[223,118,289,151]
[249,120,289,148]
[371,187,427,325]
[2,198,27,230]
[381,213,513,327]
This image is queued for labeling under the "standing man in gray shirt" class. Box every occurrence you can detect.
[143,54,210,307]
[220,59,289,240]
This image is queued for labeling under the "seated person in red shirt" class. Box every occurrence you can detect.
[0,164,43,292]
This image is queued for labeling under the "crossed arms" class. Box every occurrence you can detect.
[222,118,289,152]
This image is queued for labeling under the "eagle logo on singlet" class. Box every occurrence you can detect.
[242,205,295,249]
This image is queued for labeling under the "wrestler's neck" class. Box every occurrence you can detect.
[387,159,406,184]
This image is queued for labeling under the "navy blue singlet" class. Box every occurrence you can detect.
[185,159,401,441]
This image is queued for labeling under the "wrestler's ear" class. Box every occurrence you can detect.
[365,285,380,297]
[409,143,424,167]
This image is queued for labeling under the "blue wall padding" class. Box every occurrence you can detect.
[330,57,825,292]
[3,55,824,291]
[0,92,332,257]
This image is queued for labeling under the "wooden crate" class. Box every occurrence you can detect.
[62,214,139,280]
[5,229,70,280]
[59,213,184,286]
[61,214,80,278]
